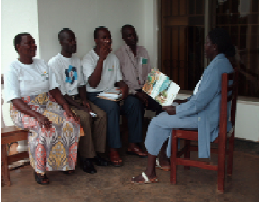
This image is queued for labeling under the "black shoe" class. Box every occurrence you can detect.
[93,154,109,166]
[34,172,49,185]
[81,158,97,174]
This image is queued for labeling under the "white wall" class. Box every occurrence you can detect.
[1,0,40,72]
[235,101,259,141]
[175,94,259,142]
[144,0,158,67]
[1,0,40,126]
[37,0,147,62]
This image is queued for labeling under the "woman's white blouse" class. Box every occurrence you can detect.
[4,58,49,102]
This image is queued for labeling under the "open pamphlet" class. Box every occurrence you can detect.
[142,69,180,106]
[98,88,122,101]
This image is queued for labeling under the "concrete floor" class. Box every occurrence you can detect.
[1,120,259,202]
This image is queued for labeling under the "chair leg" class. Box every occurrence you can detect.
[184,140,190,170]
[217,138,227,193]
[170,131,178,184]
[1,144,11,186]
[227,134,235,177]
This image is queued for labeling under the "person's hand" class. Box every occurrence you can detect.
[135,91,148,107]
[162,106,176,115]
[35,114,52,130]
[120,85,129,100]
[99,40,111,60]
[63,104,80,123]
[173,99,187,104]
[82,100,92,113]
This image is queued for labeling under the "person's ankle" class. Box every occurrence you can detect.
[110,148,117,152]
[144,170,156,178]
[159,152,169,160]
[128,143,137,149]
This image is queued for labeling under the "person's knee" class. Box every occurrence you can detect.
[107,101,120,114]
[125,95,143,109]
[75,111,90,121]
[150,116,160,127]
[97,108,107,118]
[129,95,141,104]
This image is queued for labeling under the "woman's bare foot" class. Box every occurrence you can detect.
[158,157,170,167]
[131,171,157,184]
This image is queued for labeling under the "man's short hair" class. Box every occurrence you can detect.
[58,28,73,42]
[94,26,107,39]
[121,24,135,33]
[13,32,30,52]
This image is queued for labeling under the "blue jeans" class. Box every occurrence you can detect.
[87,92,143,148]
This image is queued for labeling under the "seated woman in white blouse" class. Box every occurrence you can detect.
[4,33,81,185]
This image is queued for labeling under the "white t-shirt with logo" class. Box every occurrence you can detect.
[82,49,122,92]
[4,58,49,103]
[48,53,84,96]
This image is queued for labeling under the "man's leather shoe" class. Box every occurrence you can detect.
[82,159,97,174]
[93,154,109,166]
[126,147,148,158]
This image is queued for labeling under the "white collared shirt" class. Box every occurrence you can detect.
[4,58,49,102]
[82,49,122,92]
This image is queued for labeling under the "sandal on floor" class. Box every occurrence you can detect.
[156,158,170,171]
[131,172,159,184]
[110,150,123,167]
[63,170,75,174]
[126,147,148,158]
[34,172,49,185]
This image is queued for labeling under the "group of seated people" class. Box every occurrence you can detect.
[4,25,235,185]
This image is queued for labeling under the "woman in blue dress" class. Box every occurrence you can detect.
[131,28,235,184]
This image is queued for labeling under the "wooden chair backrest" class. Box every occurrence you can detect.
[219,69,239,136]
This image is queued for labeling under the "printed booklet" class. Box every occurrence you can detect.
[142,69,180,106]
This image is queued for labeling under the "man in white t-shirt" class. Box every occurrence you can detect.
[82,26,148,167]
[48,29,108,174]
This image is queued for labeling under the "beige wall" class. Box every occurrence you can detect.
[144,0,159,68]
[1,0,40,72]
[1,0,40,126]
[37,0,152,62]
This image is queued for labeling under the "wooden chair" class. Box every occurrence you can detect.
[1,126,29,186]
[1,126,84,187]
[170,71,238,193]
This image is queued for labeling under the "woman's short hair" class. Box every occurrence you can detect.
[208,28,235,58]
[13,32,30,52]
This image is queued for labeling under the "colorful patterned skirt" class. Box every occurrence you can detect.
[10,92,80,173]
